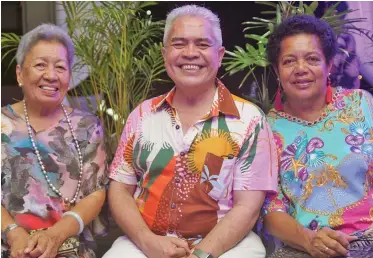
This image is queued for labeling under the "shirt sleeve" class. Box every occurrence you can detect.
[109,107,139,185]
[261,179,290,216]
[82,116,109,196]
[233,114,279,192]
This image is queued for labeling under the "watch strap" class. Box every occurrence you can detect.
[192,248,213,258]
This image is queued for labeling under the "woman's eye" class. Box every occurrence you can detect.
[56,65,67,70]
[308,56,320,62]
[283,59,294,65]
[35,63,46,68]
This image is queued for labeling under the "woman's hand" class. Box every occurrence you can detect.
[307,227,357,258]
[7,227,31,258]
[24,230,64,258]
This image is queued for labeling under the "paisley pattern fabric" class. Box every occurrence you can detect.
[261,89,373,254]
[1,105,109,258]
[110,79,278,247]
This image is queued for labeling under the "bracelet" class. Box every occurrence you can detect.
[2,223,19,244]
[63,211,84,235]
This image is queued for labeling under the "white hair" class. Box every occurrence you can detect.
[163,5,223,47]
[16,23,74,71]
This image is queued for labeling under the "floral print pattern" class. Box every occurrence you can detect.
[1,105,109,257]
[110,79,278,247]
[262,89,373,239]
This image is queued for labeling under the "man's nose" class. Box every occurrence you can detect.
[183,43,200,59]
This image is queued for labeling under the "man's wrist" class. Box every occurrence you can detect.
[136,229,155,250]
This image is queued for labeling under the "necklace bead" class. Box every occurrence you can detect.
[23,100,83,205]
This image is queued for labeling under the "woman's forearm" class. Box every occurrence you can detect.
[49,189,106,241]
[1,205,16,233]
[264,211,315,253]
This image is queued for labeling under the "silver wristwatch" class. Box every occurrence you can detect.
[192,248,213,258]
[2,223,19,244]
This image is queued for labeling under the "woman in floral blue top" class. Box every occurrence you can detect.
[261,15,373,258]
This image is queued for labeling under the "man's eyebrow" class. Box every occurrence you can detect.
[170,37,213,43]
[171,37,187,42]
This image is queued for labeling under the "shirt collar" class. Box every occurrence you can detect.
[151,78,240,119]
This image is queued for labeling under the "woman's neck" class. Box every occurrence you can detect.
[23,99,62,119]
[283,94,326,122]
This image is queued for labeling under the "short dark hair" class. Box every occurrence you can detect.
[267,15,337,68]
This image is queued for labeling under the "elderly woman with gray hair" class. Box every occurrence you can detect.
[1,24,108,258]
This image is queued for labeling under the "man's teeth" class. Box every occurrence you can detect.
[181,65,201,70]
[40,86,57,91]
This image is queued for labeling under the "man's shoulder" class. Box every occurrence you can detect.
[230,93,266,118]
[136,94,167,111]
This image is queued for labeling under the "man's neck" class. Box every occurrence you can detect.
[172,83,216,111]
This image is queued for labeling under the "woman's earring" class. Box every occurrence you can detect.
[326,74,332,104]
[275,78,283,111]
[18,83,22,87]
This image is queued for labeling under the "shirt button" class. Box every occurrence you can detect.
[180,152,185,157]
[175,178,180,183]
[175,125,180,130]
[170,203,176,209]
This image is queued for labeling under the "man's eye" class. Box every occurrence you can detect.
[198,43,211,49]
[172,43,185,48]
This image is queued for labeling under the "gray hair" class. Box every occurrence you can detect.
[16,23,74,70]
[163,5,223,47]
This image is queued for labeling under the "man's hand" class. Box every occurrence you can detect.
[307,227,357,258]
[7,227,31,258]
[140,233,191,258]
[23,230,64,258]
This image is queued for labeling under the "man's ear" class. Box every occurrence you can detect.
[218,46,225,68]
[161,47,166,59]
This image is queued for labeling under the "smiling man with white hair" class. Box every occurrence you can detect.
[104,4,278,258]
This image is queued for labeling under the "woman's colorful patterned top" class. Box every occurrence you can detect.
[1,105,108,258]
[263,88,373,235]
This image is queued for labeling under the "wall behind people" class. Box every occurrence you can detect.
[346,1,373,92]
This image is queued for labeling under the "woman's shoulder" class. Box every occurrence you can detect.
[70,108,101,121]
[68,108,104,131]
[1,102,23,121]
[338,87,371,98]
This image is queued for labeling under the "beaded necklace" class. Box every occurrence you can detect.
[23,100,83,211]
